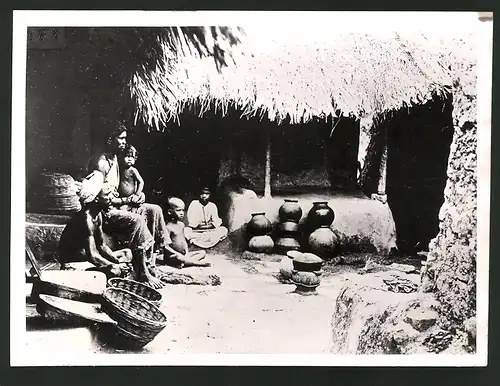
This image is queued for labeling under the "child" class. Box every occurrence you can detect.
[185,187,228,249]
[163,197,211,268]
[117,144,145,212]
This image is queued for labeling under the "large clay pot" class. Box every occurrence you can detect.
[307,201,335,229]
[248,235,275,254]
[277,221,300,236]
[308,227,338,260]
[246,213,272,237]
[278,199,302,223]
[275,237,301,254]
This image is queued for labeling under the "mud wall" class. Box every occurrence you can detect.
[424,54,478,323]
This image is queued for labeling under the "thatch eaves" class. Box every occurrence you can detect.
[130,26,476,129]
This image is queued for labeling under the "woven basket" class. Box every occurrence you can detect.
[102,287,167,348]
[107,278,162,306]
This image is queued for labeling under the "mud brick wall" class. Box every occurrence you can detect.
[426,61,477,323]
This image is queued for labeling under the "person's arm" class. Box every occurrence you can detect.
[83,211,118,268]
[186,201,201,228]
[131,167,144,196]
[94,214,120,263]
[209,203,223,228]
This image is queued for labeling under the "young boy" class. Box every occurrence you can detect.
[117,144,145,212]
[163,197,211,268]
[185,187,228,249]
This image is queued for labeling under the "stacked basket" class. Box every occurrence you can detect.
[103,278,167,350]
[33,173,81,214]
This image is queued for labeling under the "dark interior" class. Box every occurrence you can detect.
[129,106,361,212]
[385,94,454,253]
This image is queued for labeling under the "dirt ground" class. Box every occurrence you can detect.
[25,247,424,355]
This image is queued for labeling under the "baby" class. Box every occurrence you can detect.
[163,197,211,268]
[118,144,144,211]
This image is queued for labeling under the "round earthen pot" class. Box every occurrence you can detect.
[308,227,338,261]
[291,270,321,287]
[275,237,301,254]
[277,221,300,236]
[292,252,324,272]
[307,201,335,229]
[246,212,272,237]
[278,199,302,223]
[279,257,294,281]
[248,235,275,254]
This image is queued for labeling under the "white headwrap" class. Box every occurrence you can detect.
[78,171,105,205]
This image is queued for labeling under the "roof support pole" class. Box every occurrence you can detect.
[371,126,388,204]
[264,130,272,198]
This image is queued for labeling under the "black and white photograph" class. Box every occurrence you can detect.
[11,11,492,366]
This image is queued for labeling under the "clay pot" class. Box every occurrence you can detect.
[291,270,321,288]
[308,227,338,261]
[292,252,324,272]
[246,213,272,237]
[278,199,302,223]
[275,237,301,254]
[307,201,335,229]
[248,235,275,254]
[277,221,300,236]
[279,257,294,281]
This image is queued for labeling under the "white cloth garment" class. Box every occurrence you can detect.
[187,200,223,229]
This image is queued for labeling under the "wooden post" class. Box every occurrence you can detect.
[371,126,388,204]
[264,131,272,198]
[377,143,388,195]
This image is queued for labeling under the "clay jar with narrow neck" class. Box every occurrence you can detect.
[307,201,335,229]
[278,199,302,223]
[246,213,272,237]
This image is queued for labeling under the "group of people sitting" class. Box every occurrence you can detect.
[57,123,228,289]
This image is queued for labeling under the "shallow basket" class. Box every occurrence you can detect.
[102,287,167,348]
[107,278,162,306]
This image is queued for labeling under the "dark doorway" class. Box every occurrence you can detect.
[385,94,454,253]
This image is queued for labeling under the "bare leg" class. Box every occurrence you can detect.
[133,247,164,289]
[163,249,210,268]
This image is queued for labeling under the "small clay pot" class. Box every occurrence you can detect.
[308,227,338,261]
[279,257,294,281]
[246,212,272,237]
[248,235,274,254]
[277,221,300,235]
[292,252,324,272]
[307,201,335,229]
[278,199,302,223]
[275,237,301,254]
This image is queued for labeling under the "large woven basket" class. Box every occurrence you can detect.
[107,278,162,306]
[102,287,167,349]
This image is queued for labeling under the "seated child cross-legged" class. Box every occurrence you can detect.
[163,197,211,269]
[185,187,228,249]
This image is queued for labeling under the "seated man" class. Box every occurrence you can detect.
[185,187,228,249]
[163,197,211,268]
[58,171,164,289]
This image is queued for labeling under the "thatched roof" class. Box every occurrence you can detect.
[130,23,477,129]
